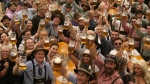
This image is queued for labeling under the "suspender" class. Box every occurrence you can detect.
[31,60,47,84]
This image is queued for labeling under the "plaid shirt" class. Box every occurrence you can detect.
[93,57,124,84]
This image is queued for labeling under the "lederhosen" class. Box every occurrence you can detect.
[31,60,47,84]
[118,22,127,36]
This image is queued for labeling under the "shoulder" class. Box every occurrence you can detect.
[109,49,117,55]
[140,28,147,32]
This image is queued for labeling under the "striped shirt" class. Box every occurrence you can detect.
[93,56,123,84]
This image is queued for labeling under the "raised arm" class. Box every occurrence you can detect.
[72,0,83,12]
[12,57,20,75]
[136,28,147,38]
[121,19,130,33]
[33,23,41,39]
[60,63,70,80]
[5,18,14,33]
[68,53,79,67]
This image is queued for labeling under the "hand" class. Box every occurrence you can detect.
[4,62,9,69]
[15,57,20,65]
[129,81,134,84]
[87,30,95,35]
[121,42,128,49]
[76,34,81,42]
[143,44,150,50]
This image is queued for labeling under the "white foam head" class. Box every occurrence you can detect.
[54,57,61,63]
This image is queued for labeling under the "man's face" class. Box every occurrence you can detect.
[77,71,89,84]
[34,50,45,62]
[66,7,72,12]
[131,18,136,27]
[79,20,84,30]
[104,61,116,75]
[138,0,144,4]
[147,26,150,34]
[1,47,10,59]
[39,6,47,16]
[110,32,119,41]
[136,13,143,19]
[95,26,103,35]
[2,19,10,27]
[53,17,60,26]
[114,39,122,50]
[82,5,88,12]
[22,5,28,9]
[9,4,16,12]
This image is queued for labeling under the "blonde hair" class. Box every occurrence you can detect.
[134,60,150,84]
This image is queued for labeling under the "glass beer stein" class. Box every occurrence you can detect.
[68,40,76,53]
[146,9,150,17]
[43,37,50,49]
[45,12,52,22]
[116,10,122,20]
[84,17,89,28]
[145,35,150,46]
[102,28,108,36]
[58,25,63,35]
[40,19,45,30]
[86,34,95,49]
[22,9,28,20]
[128,38,135,50]
[90,0,97,7]
[135,19,142,29]
[10,32,17,45]
[80,32,87,44]
[116,0,122,5]
[36,0,40,6]
[14,14,20,25]
[122,11,128,19]
[53,55,62,71]
[10,48,18,62]
[19,54,27,70]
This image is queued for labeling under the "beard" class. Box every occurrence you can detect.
[105,67,115,75]
[79,25,84,31]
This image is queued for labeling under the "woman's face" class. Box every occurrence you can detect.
[49,45,58,56]
[133,64,143,76]
[98,4,104,11]
[82,54,91,63]
[32,2,36,8]
[1,33,8,42]
[26,39,34,50]
[40,31,48,40]
[0,27,4,34]
[53,17,60,26]
[26,20,33,30]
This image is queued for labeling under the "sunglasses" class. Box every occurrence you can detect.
[115,42,122,45]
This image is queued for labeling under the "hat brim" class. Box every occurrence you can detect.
[51,15,64,25]
[31,48,48,58]
[105,59,116,62]
[74,68,93,81]
[81,4,90,10]
[1,17,11,22]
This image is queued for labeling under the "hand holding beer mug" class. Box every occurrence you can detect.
[144,35,150,46]
[19,54,27,70]
[116,10,122,20]
[22,9,28,20]
[10,48,18,62]
[135,19,142,29]
[43,37,50,49]
[14,14,20,25]
[102,28,108,36]
[40,19,46,30]
[68,40,76,53]
[80,32,87,44]
[84,17,89,29]
[146,9,150,18]
[86,34,95,49]
[116,0,122,5]
[36,0,40,6]
[10,32,17,46]
[128,38,135,50]
[122,11,128,19]
[58,25,63,35]
[45,12,52,22]
[64,17,70,30]
[53,55,62,71]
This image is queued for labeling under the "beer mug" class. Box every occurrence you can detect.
[128,38,135,50]
[45,12,52,22]
[22,9,28,20]
[84,17,89,28]
[44,37,50,49]
[10,32,17,45]
[86,34,95,49]
[58,25,63,35]
[49,35,55,45]
[122,11,128,19]
[116,10,122,20]
[80,32,87,44]
[14,14,20,24]
[102,28,108,36]
[19,54,27,70]
[145,35,150,46]
[10,48,18,62]
[116,0,122,5]
[64,17,70,30]
[53,55,62,71]
[68,40,76,53]
[135,19,142,29]
[123,4,130,10]
[40,19,45,30]
[146,9,150,17]
[90,0,97,7]
[36,0,40,6]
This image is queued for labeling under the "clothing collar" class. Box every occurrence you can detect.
[33,58,45,67]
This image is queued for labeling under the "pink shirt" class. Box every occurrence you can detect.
[94,57,123,84]
[6,9,15,19]
[122,20,147,48]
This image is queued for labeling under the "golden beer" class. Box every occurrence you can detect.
[90,2,97,7]
[19,63,26,70]
[53,57,62,71]
[145,37,150,46]
[40,24,45,30]
[102,30,108,36]
[86,35,94,49]
[11,38,17,45]
[117,0,121,5]
[116,13,122,20]
[84,21,89,28]
[63,23,69,30]
[23,14,28,19]
[135,23,140,29]
[68,45,75,53]
[44,40,50,49]
[81,35,87,44]
[14,20,20,24]
[128,42,134,50]
[10,52,17,62]
[45,17,50,22]
[58,29,63,35]
[36,2,40,6]
[122,14,128,19]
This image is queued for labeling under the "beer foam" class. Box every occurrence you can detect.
[45,40,49,43]
[54,57,61,63]
[58,29,63,32]
[81,36,86,39]
[19,63,26,66]
[88,35,94,40]
[11,38,16,40]
[11,52,17,56]
[128,42,134,45]
[146,38,150,41]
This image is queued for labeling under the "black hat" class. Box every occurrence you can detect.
[51,9,64,25]
[74,64,93,81]
[65,3,73,8]
[31,45,48,57]
[81,3,90,11]
[7,2,16,8]
[1,15,11,22]
[105,55,118,69]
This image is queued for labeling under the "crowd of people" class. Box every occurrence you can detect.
[0,0,150,84]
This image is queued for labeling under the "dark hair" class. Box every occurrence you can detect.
[50,43,59,48]
[131,6,137,14]
[111,30,120,34]
[25,19,33,24]
[73,12,80,20]
[0,32,9,43]
[113,37,123,44]
[135,10,144,16]
[22,30,31,36]
[130,17,137,22]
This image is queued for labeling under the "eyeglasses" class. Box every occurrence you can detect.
[115,42,122,45]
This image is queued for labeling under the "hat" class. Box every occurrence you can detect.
[105,55,118,70]
[51,9,64,25]
[81,3,90,11]
[21,1,28,6]
[74,64,93,81]
[31,45,48,57]
[7,2,16,8]
[65,3,73,8]
[82,49,90,55]
[1,15,11,22]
